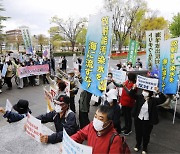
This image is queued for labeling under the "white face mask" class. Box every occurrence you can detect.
[93,117,104,131]
[142,91,149,97]
[54,104,62,113]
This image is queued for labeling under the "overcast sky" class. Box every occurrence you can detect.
[2,0,179,36]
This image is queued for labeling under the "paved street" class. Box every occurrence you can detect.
[0,56,180,153]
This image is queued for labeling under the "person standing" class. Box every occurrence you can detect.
[5,61,13,90]
[127,85,166,154]
[61,56,67,73]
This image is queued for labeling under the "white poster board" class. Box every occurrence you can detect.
[5,99,12,112]
[1,63,8,77]
[136,75,158,92]
[62,129,92,154]
[112,70,127,84]
[26,113,42,142]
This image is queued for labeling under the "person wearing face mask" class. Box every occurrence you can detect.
[125,84,166,154]
[105,89,121,134]
[71,105,124,154]
[35,95,79,144]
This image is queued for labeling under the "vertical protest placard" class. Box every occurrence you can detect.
[20,26,33,54]
[159,38,180,94]
[127,39,139,67]
[5,99,12,112]
[25,113,42,142]
[136,75,158,92]
[146,30,164,77]
[81,12,113,96]
[62,129,92,154]
[44,87,54,113]
[1,63,8,77]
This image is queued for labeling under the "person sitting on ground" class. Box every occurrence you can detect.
[0,99,31,123]
[35,95,79,144]
[71,105,124,154]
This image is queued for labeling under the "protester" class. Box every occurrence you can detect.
[4,61,13,90]
[61,56,67,72]
[71,105,123,153]
[77,57,82,72]
[117,72,137,135]
[136,58,143,68]
[0,99,31,123]
[0,69,2,93]
[127,85,166,154]
[105,89,121,134]
[36,95,79,144]
[68,70,79,113]
[106,72,116,92]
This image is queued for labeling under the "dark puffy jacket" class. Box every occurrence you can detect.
[36,110,79,144]
[3,111,26,123]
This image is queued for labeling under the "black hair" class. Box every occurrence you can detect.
[58,81,67,91]
[128,72,136,83]
[97,105,113,120]
[108,72,113,77]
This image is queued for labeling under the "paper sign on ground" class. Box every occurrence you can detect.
[5,99,12,112]
[26,113,42,142]
[136,75,158,92]
[62,129,92,154]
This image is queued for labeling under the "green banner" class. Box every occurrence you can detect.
[127,40,139,66]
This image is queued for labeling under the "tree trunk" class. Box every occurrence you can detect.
[118,41,123,52]
[40,44,43,52]
[71,41,75,52]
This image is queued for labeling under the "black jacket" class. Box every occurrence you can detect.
[36,110,79,144]
[129,89,166,125]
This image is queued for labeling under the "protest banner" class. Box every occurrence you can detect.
[62,78,70,97]
[20,26,33,54]
[17,64,49,78]
[146,30,164,77]
[62,129,92,154]
[1,63,8,77]
[42,46,50,59]
[136,75,158,92]
[112,69,126,84]
[159,38,180,94]
[127,39,139,66]
[81,12,113,96]
[44,87,54,113]
[26,113,42,142]
[5,99,12,112]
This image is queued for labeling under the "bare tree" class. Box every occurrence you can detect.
[51,16,87,51]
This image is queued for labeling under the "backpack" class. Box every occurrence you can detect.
[108,133,131,154]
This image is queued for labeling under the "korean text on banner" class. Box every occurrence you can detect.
[112,70,126,84]
[159,38,180,94]
[25,113,42,142]
[146,30,164,77]
[20,26,33,54]
[136,75,158,92]
[62,129,92,154]
[127,40,139,66]
[17,64,49,78]
[81,12,113,96]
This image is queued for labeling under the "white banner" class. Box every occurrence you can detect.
[62,129,92,154]
[112,69,127,84]
[26,113,42,142]
[136,75,158,92]
[1,63,8,77]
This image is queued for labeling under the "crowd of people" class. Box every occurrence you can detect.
[0,53,179,154]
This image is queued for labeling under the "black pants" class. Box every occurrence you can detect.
[43,74,49,84]
[134,118,153,150]
[79,111,90,129]
[70,96,76,113]
[5,77,12,88]
[0,79,2,89]
[122,106,132,131]
[29,76,36,86]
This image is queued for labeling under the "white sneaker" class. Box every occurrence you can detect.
[0,89,2,93]
[142,150,147,154]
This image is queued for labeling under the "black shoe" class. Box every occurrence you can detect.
[123,130,132,136]
[121,127,126,133]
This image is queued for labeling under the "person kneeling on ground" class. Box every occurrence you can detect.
[0,99,31,123]
[36,95,79,144]
[71,105,124,154]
